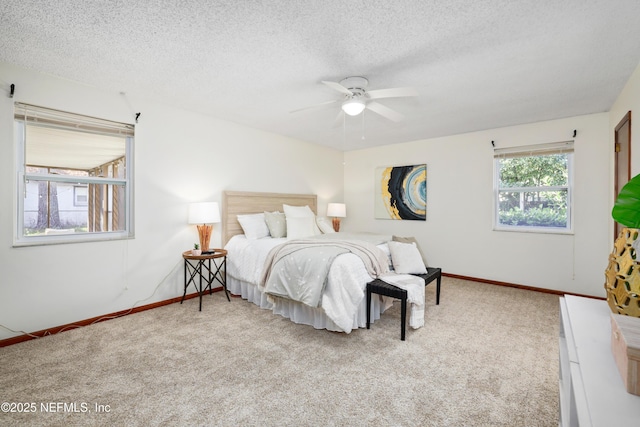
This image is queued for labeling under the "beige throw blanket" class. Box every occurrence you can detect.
[378,273,426,329]
[259,238,389,308]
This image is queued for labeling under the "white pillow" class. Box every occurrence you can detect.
[264,211,286,238]
[283,204,314,218]
[283,204,321,235]
[387,240,427,274]
[392,235,428,266]
[237,213,270,240]
[286,216,317,239]
[378,243,394,270]
[316,216,335,234]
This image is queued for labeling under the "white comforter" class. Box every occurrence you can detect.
[225,234,389,333]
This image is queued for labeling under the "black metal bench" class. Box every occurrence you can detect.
[366,267,441,341]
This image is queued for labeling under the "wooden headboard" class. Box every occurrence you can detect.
[222,191,317,245]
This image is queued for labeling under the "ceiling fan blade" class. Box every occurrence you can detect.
[366,101,405,122]
[321,80,353,96]
[289,99,338,114]
[367,87,418,100]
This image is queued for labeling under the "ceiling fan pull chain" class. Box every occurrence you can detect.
[343,112,346,145]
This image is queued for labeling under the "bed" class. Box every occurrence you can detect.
[222,190,399,333]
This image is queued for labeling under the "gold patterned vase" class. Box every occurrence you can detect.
[605,227,640,317]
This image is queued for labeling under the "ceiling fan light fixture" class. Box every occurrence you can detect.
[341,98,366,116]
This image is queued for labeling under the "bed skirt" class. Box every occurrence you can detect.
[227,275,389,333]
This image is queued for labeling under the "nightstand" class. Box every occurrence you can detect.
[181,249,230,311]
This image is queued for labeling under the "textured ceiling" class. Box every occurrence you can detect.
[1,0,640,151]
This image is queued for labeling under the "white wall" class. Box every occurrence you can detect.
[344,114,611,297]
[0,62,344,340]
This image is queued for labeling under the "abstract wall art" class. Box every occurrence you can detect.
[374,164,426,220]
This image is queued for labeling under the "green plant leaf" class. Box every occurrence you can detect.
[612,174,640,228]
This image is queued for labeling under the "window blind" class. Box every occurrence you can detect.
[14,103,134,138]
[493,141,574,159]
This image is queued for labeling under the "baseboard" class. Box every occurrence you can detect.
[1,274,603,348]
[0,287,229,348]
[442,272,605,300]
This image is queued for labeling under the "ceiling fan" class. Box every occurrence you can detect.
[291,76,418,123]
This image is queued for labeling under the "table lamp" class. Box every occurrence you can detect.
[188,202,220,253]
[327,203,346,232]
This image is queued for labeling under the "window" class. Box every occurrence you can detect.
[73,185,88,206]
[494,141,573,233]
[14,103,134,245]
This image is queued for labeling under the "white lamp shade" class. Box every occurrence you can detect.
[341,98,366,116]
[327,203,346,218]
[188,202,220,224]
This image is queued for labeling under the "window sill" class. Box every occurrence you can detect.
[13,232,133,247]
[493,226,574,235]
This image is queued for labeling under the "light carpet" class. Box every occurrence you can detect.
[0,277,559,426]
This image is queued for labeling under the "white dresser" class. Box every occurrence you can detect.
[559,295,640,426]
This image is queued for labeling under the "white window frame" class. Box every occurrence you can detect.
[493,141,574,234]
[14,103,135,246]
[74,185,89,207]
